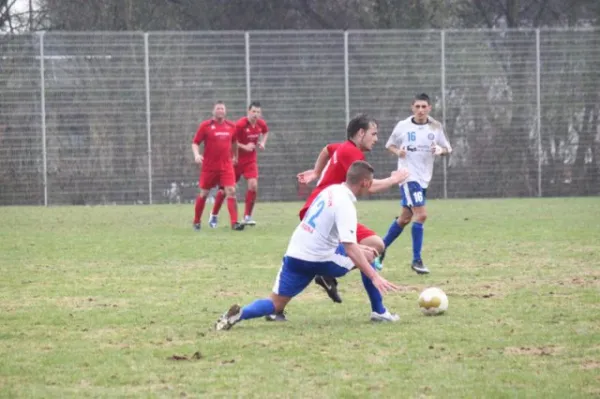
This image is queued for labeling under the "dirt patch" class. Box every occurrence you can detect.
[582,361,600,370]
[54,296,128,310]
[213,290,240,298]
[556,274,600,288]
[167,351,203,361]
[503,346,561,356]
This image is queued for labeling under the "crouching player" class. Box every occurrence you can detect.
[215,161,403,330]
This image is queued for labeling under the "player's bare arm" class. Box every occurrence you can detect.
[368,169,410,194]
[258,132,268,150]
[343,241,399,295]
[297,145,330,184]
[431,142,452,156]
[232,140,239,164]
[387,144,407,158]
[238,142,256,152]
[192,143,203,164]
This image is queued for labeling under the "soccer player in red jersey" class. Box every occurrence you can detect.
[266,114,409,321]
[191,101,245,231]
[209,101,268,227]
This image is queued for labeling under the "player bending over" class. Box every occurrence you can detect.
[191,101,245,231]
[209,101,269,227]
[380,93,452,274]
[215,161,402,331]
[290,114,409,307]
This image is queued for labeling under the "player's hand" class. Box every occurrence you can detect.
[246,142,256,151]
[389,168,410,185]
[360,245,379,264]
[194,154,203,165]
[371,275,400,295]
[431,143,443,155]
[232,156,238,165]
[397,146,407,158]
[258,142,265,150]
[297,169,318,184]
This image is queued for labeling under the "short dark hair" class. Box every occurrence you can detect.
[413,93,431,105]
[214,100,225,106]
[248,101,261,109]
[346,160,375,185]
[346,114,377,140]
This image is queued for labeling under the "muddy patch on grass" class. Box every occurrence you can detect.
[451,281,505,299]
[54,296,128,310]
[581,360,600,370]
[167,351,203,361]
[503,346,562,356]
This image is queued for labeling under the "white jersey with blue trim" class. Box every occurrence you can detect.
[386,116,451,188]
[285,183,358,262]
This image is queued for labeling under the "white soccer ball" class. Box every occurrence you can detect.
[418,287,448,316]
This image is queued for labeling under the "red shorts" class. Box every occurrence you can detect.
[199,167,235,190]
[298,207,376,243]
[235,162,258,181]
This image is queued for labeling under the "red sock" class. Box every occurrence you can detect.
[245,190,257,217]
[193,195,207,224]
[212,189,225,215]
[227,197,238,225]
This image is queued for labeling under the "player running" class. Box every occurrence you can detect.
[209,101,268,227]
[191,101,245,231]
[215,161,403,331]
[293,114,409,306]
[380,93,452,274]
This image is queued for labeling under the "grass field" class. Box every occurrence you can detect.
[1,198,599,398]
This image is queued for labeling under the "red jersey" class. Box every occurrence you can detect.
[192,119,237,171]
[236,117,268,165]
[299,140,365,219]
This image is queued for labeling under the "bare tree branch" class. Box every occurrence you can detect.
[473,0,496,28]
[296,0,335,29]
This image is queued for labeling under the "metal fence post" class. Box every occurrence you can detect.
[38,31,48,206]
[536,28,542,197]
[144,32,153,204]
[245,31,251,107]
[344,30,350,127]
[441,30,448,199]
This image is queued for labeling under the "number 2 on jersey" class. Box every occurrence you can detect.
[306,199,325,228]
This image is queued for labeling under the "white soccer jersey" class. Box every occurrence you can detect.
[385,116,452,188]
[285,183,358,262]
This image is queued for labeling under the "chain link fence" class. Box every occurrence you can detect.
[0,29,598,205]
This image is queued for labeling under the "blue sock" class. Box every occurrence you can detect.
[361,267,386,314]
[383,219,404,248]
[412,222,424,261]
[338,243,385,313]
[240,298,275,320]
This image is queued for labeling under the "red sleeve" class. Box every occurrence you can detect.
[326,142,342,157]
[235,119,245,142]
[192,123,205,145]
[259,119,269,134]
[338,146,364,171]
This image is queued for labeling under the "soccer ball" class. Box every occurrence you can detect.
[418,287,448,316]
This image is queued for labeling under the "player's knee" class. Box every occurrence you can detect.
[360,235,384,256]
[224,187,236,197]
[414,211,427,224]
[199,189,210,198]
[248,179,258,191]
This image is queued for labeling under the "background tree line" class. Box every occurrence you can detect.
[0,1,598,205]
